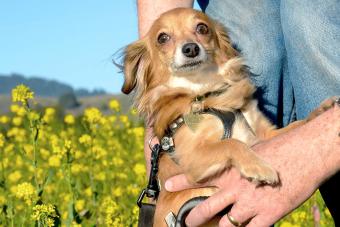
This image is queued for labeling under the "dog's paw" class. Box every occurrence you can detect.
[239,161,279,185]
[307,96,339,121]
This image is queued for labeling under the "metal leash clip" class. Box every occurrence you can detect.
[137,139,162,207]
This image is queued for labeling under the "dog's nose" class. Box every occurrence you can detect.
[182,43,200,58]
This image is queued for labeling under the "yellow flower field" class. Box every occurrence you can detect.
[0,85,335,226]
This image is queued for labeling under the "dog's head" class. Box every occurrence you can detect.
[121,8,238,115]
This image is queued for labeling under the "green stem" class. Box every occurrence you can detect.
[25,103,41,197]
[32,125,40,194]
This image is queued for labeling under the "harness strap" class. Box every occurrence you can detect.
[202,108,237,139]
[161,108,238,153]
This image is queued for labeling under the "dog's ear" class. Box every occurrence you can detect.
[122,40,150,94]
[214,22,238,58]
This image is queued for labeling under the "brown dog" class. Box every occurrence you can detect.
[121,8,333,226]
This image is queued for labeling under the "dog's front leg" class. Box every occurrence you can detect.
[257,97,339,140]
[179,138,279,185]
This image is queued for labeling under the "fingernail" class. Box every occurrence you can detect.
[165,180,172,191]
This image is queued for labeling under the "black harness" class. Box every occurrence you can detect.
[160,108,237,154]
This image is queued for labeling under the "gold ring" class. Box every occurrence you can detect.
[227,213,242,227]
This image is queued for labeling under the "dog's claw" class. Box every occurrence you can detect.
[307,96,339,121]
[239,162,279,185]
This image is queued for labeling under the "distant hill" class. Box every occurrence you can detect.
[0,93,134,116]
[0,73,107,97]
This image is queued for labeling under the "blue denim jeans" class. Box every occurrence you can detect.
[202,0,340,126]
[200,0,340,223]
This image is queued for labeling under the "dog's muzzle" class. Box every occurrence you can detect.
[182,43,200,58]
[172,42,207,72]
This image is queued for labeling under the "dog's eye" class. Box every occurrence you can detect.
[196,23,209,35]
[157,33,171,44]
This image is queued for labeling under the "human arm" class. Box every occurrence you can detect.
[137,0,194,37]
[165,104,340,226]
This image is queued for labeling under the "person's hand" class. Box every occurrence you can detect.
[165,143,320,227]
[165,105,340,227]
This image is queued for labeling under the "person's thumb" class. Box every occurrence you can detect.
[165,174,195,192]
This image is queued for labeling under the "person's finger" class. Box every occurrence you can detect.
[218,203,256,227]
[165,174,193,192]
[185,189,236,226]
[165,174,213,192]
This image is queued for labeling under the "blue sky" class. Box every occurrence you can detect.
[0,1,139,94]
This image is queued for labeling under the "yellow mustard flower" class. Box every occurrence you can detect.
[109,99,120,112]
[0,195,6,206]
[93,145,107,159]
[43,107,56,123]
[108,115,117,123]
[74,150,83,159]
[28,165,35,173]
[64,139,72,150]
[117,173,128,180]
[15,155,23,167]
[84,187,92,197]
[119,115,129,124]
[23,144,34,157]
[48,155,61,167]
[12,116,22,126]
[325,208,332,218]
[292,211,307,222]
[45,107,55,116]
[2,158,9,169]
[0,133,5,147]
[10,104,20,113]
[28,111,40,122]
[131,127,144,138]
[40,148,50,160]
[7,127,26,142]
[133,163,146,176]
[101,198,118,225]
[4,144,14,154]
[112,187,122,197]
[8,170,22,183]
[279,222,300,227]
[17,106,26,116]
[64,114,75,125]
[83,107,102,124]
[94,171,106,181]
[11,84,34,105]
[71,221,82,227]
[31,204,58,227]
[15,182,36,205]
[44,185,54,194]
[0,115,9,124]
[127,185,140,196]
[113,157,123,166]
[71,163,83,175]
[79,134,92,146]
[75,199,85,212]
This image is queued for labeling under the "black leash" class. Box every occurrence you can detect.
[137,143,162,207]
[137,143,162,227]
